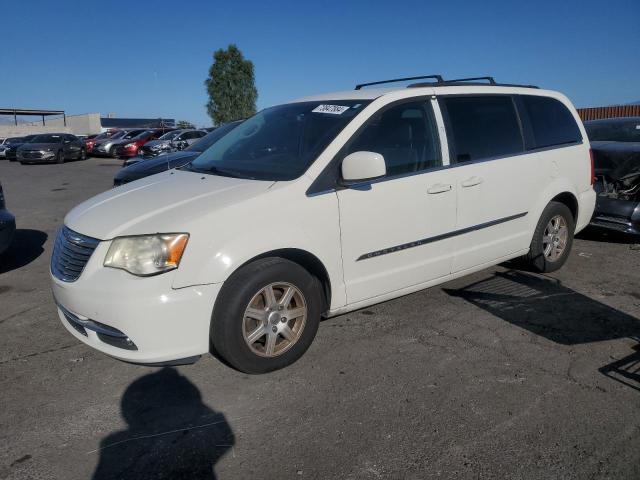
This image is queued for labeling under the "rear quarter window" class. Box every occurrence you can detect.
[520,95,582,149]
[442,95,524,162]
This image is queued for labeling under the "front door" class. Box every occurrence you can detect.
[337,98,457,304]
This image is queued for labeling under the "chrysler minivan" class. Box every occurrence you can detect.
[51,75,596,373]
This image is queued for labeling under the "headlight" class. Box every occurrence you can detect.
[104,233,189,276]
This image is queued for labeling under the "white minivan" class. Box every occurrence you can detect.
[51,75,596,373]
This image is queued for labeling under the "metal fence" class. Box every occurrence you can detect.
[577,104,640,121]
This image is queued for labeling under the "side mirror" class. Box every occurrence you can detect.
[341,151,386,184]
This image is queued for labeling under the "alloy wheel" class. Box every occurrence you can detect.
[542,214,568,262]
[242,282,307,357]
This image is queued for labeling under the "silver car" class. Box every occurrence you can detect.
[139,129,206,157]
[93,129,147,157]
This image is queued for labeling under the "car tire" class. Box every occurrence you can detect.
[56,151,64,164]
[80,148,86,160]
[522,201,575,273]
[211,257,323,374]
[110,147,119,158]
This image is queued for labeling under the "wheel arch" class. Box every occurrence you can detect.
[550,191,579,222]
[235,248,332,315]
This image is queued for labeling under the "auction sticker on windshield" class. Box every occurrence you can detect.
[312,105,350,114]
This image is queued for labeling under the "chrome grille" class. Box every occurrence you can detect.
[20,150,43,159]
[51,226,100,282]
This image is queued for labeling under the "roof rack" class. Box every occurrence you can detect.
[355,75,538,90]
[355,75,444,90]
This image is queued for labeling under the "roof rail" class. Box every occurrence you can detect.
[446,76,496,84]
[356,75,539,90]
[355,75,444,90]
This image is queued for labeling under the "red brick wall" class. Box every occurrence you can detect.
[577,105,640,121]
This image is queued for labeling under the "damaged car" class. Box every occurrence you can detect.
[585,116,640,235]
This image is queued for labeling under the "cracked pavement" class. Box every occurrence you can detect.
[1,158,639,479]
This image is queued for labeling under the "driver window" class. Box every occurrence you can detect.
[344,101,441,177]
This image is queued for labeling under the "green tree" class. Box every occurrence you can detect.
[176,120,195,129]
[205,44,257,125]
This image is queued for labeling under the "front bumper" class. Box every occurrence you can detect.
[51,240,220,364]
[18,153,56,163]
[589,195,640,236]
[0,209,16,254]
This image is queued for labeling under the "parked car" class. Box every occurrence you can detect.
[17,133,86,164]
[5,135,38,161]
[585,116,640,235]
[115,121,242,185]
[81,134,99,153]
[93,129,147,157]
[138,129,206,157]
[0,137,25,159]
[51,75,595,373]
[86,132,115,154]
[0,181,15,255]
[113,129,169,159]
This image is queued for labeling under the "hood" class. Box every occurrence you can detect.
[144,139,172,148]
[116,151,197,180]
[19,142,61,150]
[591,141,640,153]
[591,141,640,180]
[65,169,275,239]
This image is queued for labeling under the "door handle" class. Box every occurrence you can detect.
[427,183,452,194]
[461,176,483,188]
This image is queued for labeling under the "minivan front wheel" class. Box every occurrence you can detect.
[523,201,575,273]
[211,258,322,373]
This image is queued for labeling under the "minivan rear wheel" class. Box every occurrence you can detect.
[211,257,322,373]
[523,201,575,273]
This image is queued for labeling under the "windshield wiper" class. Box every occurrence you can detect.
[180,163,247,179]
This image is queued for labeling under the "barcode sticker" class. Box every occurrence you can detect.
[312,105,350,115]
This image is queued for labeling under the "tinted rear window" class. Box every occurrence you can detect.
[443,96,523,162]
[520,96,582,149]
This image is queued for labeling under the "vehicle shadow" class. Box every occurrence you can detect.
[576,226,639,245]
[0,229,47,274]
[92,368,234,480]
[443,270,640,390]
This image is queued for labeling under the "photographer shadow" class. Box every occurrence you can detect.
[92,368,234,480]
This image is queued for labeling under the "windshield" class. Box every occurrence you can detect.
[32,134,63,143]
[6,137,23,144]
[23,135,38,143]
[186,122,240,152]
[109,131,126,139]
[122,130,144,140]
[190,101,369,180]
[159,131,180,140]
[586,119,640,142]
[133,130,154,140]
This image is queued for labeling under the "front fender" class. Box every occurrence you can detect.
[172,186,347,310]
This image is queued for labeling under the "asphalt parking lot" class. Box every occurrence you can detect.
[0,157,639,480]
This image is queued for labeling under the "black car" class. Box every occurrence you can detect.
[5,135,38,161]
[585,116,640,235]
[17,133,86,164]
[114,121,241,186]
[0,181,16,255]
